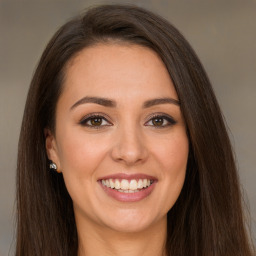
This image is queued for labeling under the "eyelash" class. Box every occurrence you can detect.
[79,113,112,129]
[79,113,176,129]
[145,114,177,128]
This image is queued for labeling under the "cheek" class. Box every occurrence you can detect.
[153,131,189,174]
[56,129,112,211]
[56,127,111,179]
[151,131,189,211]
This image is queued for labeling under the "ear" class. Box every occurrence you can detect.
[44,128,61,169]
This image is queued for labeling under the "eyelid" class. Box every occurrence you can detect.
[78,112,176,128]
[144,113,177,127]
[79,112,113,126]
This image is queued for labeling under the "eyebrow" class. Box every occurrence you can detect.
[70,96,180,110]
[70,96,116,110]
[143,98,180,108]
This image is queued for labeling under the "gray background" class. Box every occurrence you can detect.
[0,0,255,255]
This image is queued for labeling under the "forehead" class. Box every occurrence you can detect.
[60,43,178,105]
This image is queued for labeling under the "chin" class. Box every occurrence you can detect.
[99,208,162,233]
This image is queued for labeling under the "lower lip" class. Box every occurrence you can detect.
[99,181,156,202]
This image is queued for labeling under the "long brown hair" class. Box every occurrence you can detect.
[16,4,255,255]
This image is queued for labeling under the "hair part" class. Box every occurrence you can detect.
[16,4,255,256]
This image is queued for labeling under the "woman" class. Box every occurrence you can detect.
[16,4,255,256]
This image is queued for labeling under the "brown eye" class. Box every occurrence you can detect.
[90,117,103,126]
[152,117,164,126]
[145,114,177,128]
[80,114,112,128]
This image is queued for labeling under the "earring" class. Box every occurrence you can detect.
[49,162,61,173]
[49,162,57,170]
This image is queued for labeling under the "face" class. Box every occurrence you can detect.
[46,44,189,233]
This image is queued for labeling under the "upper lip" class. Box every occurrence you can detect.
[98,173,157,181]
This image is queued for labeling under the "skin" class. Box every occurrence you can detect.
[46,44,189,256]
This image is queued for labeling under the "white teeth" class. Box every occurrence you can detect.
[110,179,115,188]
[121,179,129,190]
[115,179,120,189]
[129,179,137,190]
[117,189,140,193]
[101,178,153,192]
[137,179,143,189]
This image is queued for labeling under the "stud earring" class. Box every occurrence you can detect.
[49,162,61,173]
[49,162,57,170]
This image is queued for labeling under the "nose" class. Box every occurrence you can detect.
[110,125,148,166]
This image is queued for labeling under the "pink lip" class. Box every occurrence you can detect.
[98,173,157,202]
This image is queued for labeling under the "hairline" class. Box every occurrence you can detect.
[52,38,172,133]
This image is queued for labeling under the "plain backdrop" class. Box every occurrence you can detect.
[0,0,255,255]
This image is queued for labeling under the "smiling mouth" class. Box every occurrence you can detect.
[98,174,157,202]
[101,178,154,193]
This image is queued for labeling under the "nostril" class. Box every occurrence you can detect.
[110,135,148,165]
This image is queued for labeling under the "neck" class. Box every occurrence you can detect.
[76,216,167,256]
